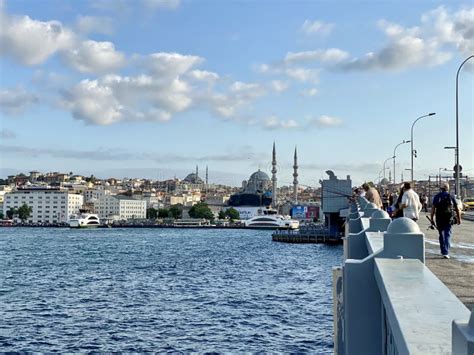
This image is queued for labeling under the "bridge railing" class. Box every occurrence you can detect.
[333,196,473,355]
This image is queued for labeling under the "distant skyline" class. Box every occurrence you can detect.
[1,0,473,186]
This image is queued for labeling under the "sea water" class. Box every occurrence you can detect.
[0,227,342,352]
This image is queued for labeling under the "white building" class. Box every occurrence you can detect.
[84,187,111,202]
[2,187,83,223]
[93,195,146,221]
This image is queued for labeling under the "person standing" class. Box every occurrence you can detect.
[431,182,461,259]
[400,182,422,221]
[362,183,382,208]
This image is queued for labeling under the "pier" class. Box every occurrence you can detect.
[333,196,473,355]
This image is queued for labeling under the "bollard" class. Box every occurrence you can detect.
[382,218,425,263]
[368,210,391,232]
[362,202,379,218]
[452,308,474,354]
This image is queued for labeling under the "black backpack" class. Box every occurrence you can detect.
[436,193,454,226]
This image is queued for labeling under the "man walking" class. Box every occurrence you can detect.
[400,182,422,221]
[431,182,461,259]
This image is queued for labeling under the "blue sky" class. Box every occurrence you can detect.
[0,0,473,186]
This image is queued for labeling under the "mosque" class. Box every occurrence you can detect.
[228,143,299,219]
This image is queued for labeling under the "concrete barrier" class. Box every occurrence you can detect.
[334,197,472,355]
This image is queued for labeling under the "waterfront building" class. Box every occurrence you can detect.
[2,187,83,223]
[93,195,146,221]
[84,187,111,202]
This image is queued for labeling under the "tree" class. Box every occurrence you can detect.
[146,207,158,220]
[189,202,214,220]
[6,208,17,219]
[225,207,240,221]
[218,210,226,220]
[158,208,170,218]
[17,203,32,222]
[169,204,183,219]
[0,211,4,219]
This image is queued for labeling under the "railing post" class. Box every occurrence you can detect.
[381,218,425,263]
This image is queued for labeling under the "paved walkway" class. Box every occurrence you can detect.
[418,212,474,309]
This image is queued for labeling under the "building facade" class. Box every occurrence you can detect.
[93,195,146,221]
[2,188,83,223]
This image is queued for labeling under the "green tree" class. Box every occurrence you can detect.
[189,202,214,220]
[158,208,170,218]
[225,207,240,221]
[0,211,4,219]
[17,203,32,222]
[6,207,17,219]
[218,210,226,220]
[146,207,158,220]
[169,204,183,219]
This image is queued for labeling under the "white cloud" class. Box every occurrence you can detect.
[188,70,219,83]
[301,20,334,36]
[300,88,319,97]
[76,15,114,35]
[63,40,125,74]
[0,13,74,65]
[263,116,299,130]
[63,79,123,125]
[285,48,349,64]
[341,6,474,71]
[146,52,204,77]
[307,115,343,127]
[285,67,320,83]
[0,88,38,115]
[270,80,289,93]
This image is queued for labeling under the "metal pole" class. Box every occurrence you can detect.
[410,113,436,184]
[455,55,474,198]
[393,140,410,188]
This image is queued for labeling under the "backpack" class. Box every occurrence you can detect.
[436,193,454,226]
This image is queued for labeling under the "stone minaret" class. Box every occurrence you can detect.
[195,165,198,183]
[205,165,209,192]
[293,146,298,204]
[271,142,278,209]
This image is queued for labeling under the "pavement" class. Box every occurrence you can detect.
[418,212,474,309]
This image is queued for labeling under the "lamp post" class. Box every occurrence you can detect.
[393,140,411,187]
[411,113,436,183]
[383,157,392,183]
[455,55,474,198]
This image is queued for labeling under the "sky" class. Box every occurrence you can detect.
[0,0,473,187]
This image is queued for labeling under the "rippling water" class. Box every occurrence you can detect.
[0,227,342,352]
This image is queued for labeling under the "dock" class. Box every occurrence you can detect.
[272,224,343,244]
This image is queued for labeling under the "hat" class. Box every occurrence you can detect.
[441,182,449,191]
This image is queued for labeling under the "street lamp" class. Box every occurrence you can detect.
[393,140,411,187]
[411,113,436,183]
[455,55,474,198]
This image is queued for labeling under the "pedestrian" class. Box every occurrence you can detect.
[400,182,422,221]
[421,194,428,212]
[431,182,461,259]
[382,191,390,211]
[392,186,404,219]
[362,183,382,209]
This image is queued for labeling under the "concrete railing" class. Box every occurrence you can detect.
[333,196,473,355]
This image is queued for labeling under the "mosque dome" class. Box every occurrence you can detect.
[184,173,203,184]
[244,169,271,193]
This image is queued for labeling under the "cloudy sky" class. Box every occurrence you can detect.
[0,0,473,186]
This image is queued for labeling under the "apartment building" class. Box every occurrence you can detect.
[93,195,146,220]
[2,187,83,223]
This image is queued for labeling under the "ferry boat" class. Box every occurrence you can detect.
[69,212,100,228]
[244,209,299,229]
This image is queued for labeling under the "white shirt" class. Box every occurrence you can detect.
[401,189,422,220]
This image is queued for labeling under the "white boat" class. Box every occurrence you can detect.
[244,210,299,229]
[69,213,100,228]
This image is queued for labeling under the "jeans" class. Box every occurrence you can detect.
[438,224,452,256]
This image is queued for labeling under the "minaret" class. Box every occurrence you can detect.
[271,142,278,209]
[293,146,298,204]
[195,165,198,183]
[205,165,209,192]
